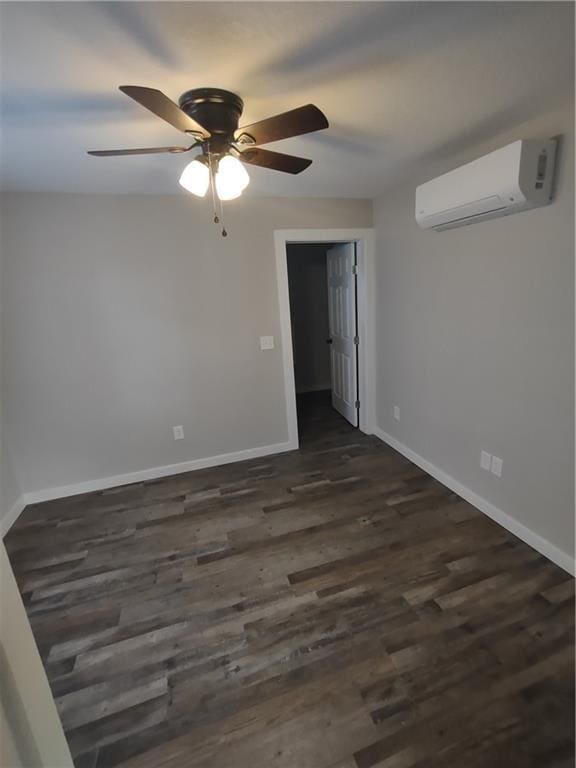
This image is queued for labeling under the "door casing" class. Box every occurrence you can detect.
[274,228,376,449]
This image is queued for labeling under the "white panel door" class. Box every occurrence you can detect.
[327,243,358,426]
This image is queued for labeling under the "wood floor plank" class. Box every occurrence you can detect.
[5,391,574,768]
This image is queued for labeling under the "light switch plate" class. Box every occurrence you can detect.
[173,425,184,440]
[393,406,400,421]
[491,456,503,477]
[480,451,491,470]
[260,336,274,350]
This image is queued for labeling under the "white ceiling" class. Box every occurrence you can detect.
[0,1,573,197]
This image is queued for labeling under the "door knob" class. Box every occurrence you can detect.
[326,338,333,344]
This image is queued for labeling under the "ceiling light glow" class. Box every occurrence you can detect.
[179,159,210,197]
[215,155,250,201]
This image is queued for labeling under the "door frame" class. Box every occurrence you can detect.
[274,228,376,449]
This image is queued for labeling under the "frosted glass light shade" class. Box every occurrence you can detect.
[179,159,210,197]
[215,155,250,201]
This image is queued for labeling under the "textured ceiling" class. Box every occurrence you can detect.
[0,1,573,196]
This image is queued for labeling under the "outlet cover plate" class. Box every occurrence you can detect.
[491,456,503,477]
[260,336,274,350]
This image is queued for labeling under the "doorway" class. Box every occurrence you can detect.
[287,242,359,430]
[275,228,376,449]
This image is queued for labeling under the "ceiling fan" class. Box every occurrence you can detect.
[88,86,329,233]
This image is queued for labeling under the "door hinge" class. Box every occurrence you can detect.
[352,264,359,276]
[353,336,360,346]
[355,400,360,409]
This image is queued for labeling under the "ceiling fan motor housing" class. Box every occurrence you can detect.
[179,88,244,152]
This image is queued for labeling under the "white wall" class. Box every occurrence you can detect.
[0,444,21,535]
[0,542,73,767]
[0,193,370,497]
[373,103,574,561]
[0,676,27,768]
[0,244,23,530]
[287,245,331,394]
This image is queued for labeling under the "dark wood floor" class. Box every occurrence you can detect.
[5,391,574,768]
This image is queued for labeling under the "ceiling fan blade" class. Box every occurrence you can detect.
[235,104,328,146]
[119,86,211,138]
[237,147,312,174]
[87,146,192,157]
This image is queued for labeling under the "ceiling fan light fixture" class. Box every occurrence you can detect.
[215,154,250,201]
[179,158,210,197]
[88,87,328,235]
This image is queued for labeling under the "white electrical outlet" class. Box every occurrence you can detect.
[393,406,400,421]
[491,456,503,477]
[173,425,184,441]
[260,336,274,350]
[480,451,491,471]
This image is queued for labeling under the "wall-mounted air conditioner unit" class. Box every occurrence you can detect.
[415,139,557,231]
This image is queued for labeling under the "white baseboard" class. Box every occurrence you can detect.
[372,426,575,577]
[19,440,297,509]
[0,496,27,538]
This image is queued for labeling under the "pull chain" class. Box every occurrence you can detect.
[218,195,227,238]
[207,149,227,237]
[207,149,219,225]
